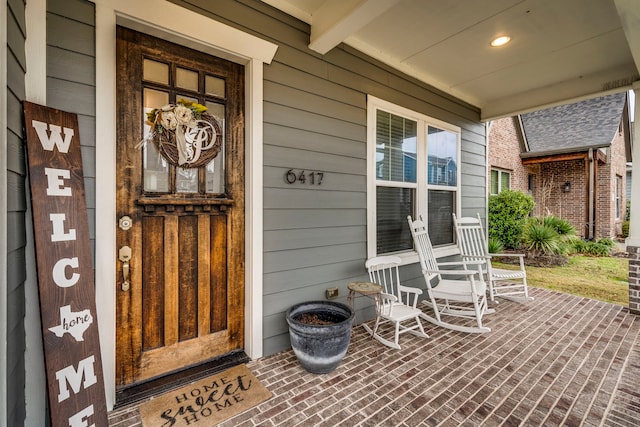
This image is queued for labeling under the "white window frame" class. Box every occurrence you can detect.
[616,174,622,220]
[490,168,511,195]
[367,96,461,264]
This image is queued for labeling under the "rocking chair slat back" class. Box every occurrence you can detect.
[454,214,488,262]
[406,216,439,285]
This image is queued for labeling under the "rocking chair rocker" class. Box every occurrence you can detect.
[408,215,494,333]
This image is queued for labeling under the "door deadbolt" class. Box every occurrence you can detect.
[119,215,133,231]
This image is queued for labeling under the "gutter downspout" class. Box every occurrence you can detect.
[588,148,595,240]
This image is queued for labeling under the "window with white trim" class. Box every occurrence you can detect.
[490,168,511,195]
[367,96,461,259]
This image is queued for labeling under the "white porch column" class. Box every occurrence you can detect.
[627,86,640,314]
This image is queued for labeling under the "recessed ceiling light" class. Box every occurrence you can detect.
[490,35,511,47]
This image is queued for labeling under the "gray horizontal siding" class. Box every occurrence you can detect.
[174,0,486,356]
[6,0,27,423]
[47,0,96,257]
[159,0,488,357]
[264,208,365,230]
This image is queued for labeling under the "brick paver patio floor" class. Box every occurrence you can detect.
[109,287,640,426]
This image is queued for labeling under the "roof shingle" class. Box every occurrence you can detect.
[520,92,626,154]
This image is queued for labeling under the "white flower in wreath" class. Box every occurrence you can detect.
[160,111,178,130]
[174,105,196,127]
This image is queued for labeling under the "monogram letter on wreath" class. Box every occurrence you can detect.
[141,99,222,168]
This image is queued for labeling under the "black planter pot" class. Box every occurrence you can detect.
[286,300,355,374]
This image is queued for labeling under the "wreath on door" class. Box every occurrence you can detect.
[142,99,222,168]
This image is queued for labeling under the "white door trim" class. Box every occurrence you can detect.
[92,0,276,409]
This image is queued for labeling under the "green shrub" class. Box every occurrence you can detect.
[488,190,535,249]
[622,220,629,238]
[570,239,588,254]
[586,242,612,256]
[626,200,631,222]
[596,237,615,248]
[569,239,613,257]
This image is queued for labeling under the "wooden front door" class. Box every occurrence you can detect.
[115,27,245,387]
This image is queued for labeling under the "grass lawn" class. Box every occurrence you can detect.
[493,256,629,306]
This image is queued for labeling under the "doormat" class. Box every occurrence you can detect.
[139,364,272,426]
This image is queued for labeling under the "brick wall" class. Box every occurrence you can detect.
[602,129,627,237]
[488,118,529,193]
[540,159,589,236]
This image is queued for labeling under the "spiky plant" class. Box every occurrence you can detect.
[487,238,504,254]
[522,222,561,257]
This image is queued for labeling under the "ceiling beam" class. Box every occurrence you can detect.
[308,0,400,55]
[481,63,639,122]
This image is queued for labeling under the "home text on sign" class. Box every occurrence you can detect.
[24,102,108,426]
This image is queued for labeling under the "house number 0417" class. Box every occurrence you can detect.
[285,169,324,185]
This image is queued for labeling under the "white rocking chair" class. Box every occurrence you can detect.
[453,213,533,303]
[408,215,493,333]
[364,256,429,349]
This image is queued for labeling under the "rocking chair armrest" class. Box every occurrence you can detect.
[490,253,525,259]
[437,261,471,267]
[456,259,487,266]
[379,292,398,302]
[398,285,423,295]
[423,268,479,277]
[398,285,422,307]
[461,254,492,261]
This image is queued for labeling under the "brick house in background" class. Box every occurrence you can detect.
[489,92,632,240]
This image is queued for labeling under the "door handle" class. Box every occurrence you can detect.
[119,246,132,291]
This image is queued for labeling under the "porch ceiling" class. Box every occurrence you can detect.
[262,0,640,121]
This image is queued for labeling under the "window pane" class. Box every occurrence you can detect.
[427,126,457,186]
[205,102,225,193]
[501,172,510,191]
[205,75,225,97]
[143,59,169,84]
[490,170,499,195]
[143,88,169,192]
[177,94,198,104]
[376,110,417,183]
[376,187,415,254]
[428,190,455,246]
[176,168,198,193]
[176,67,199,91]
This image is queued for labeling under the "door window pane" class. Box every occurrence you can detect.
[376,111,417,182]
[428,190,455,246]
[176,68,199,91]
[205,102,225,193]
[376,187,415,253]
[176,168,198,193]
[143,59,169,84]
[143,88,170,192]
[205,75,225,97]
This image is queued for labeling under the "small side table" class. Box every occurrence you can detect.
[347,281,382,341]
[347,281,382,309]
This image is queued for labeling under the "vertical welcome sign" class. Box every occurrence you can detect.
[24,102,108,426]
